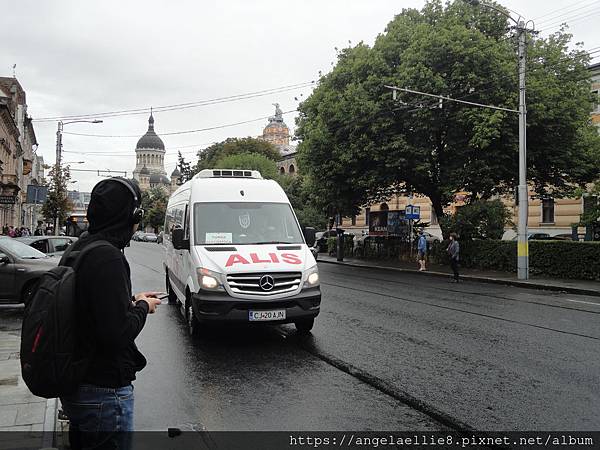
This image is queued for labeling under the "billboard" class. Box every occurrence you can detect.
[369,210,409,238]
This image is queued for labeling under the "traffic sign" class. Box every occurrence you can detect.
[406,205,420,220]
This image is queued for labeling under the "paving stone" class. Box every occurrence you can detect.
[15,403,46,426]
[0,407,17,427]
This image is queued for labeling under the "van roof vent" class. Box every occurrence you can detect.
[194,169,263,180]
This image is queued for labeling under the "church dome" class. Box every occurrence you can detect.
[140,165,149,175]
[149,173,170,185]
[171,167,181,177]
[136,112,165,150]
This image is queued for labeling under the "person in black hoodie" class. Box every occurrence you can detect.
[59,177,161,450]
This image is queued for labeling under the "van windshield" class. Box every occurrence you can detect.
[193,202,304,245]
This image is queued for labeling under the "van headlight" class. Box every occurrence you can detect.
[303,265,320,289]
[197,268,224,291]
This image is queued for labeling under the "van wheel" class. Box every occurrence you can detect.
[294,318,314,333]
[186,298,201,338]
[165,273,177,304]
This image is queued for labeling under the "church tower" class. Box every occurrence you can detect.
[133,111,170,190]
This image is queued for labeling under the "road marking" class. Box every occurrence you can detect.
[565,299,600,307]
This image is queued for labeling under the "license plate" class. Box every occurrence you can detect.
[248,309,286,321]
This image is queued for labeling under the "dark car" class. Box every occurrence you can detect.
[0,237,58,304]
[16,236,77,257]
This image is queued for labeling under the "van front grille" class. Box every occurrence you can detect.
[226,272,302,296]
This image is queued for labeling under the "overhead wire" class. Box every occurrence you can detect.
[33,81,314,123]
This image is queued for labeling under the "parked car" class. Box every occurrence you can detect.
[140,232,158,243]
[0,237,58,304]
[132,231,145,241]
[16,236,77,257]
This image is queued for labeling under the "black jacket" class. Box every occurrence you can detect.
[68,178,148,388]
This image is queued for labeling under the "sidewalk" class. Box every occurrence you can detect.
[318,254,600,297]
[0,306,56,448]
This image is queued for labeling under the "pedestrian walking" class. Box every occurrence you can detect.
[8,226,16,237]
[58,177,161,450]
[417,231,427,271]
[447,232,460,282]
[2,223,8,235]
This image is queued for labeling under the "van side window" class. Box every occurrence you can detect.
[183,204,190,240]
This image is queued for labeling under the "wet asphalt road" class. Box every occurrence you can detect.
[125,242,600,431]
[2,242,598,432]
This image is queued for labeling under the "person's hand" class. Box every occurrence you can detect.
[135,296,161,314]
[134,291,161,301]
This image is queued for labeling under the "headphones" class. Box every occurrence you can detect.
[92,177,145,224]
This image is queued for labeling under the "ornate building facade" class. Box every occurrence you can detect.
[132,112,180,193]
[260,103,297,176]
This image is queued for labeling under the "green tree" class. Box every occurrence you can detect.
[440,199,512,240]
[296,0,600,237]
[195,137,280,172]
[214,153,278,179]
[177,151,193,183]
[278,174,328,229]
[141,186,168,233]
[41,165,73,230]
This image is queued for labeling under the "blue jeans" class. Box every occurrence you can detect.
[60,384,134,450]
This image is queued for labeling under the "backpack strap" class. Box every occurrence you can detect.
[59,240,114,270]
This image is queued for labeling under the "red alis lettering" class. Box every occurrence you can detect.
[225,254,250,267]
[250,253,271,263]
[269,253,279,263]
[281,253,302,265]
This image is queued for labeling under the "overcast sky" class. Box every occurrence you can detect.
[3,0,599,192]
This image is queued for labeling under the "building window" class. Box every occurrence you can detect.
[279,167,285,174]
[289,164,295,174]
[593,90,599,113]
[351,215,356,226]
[542,198,555,223]
[380,203,389,211]
[365,207,370,227]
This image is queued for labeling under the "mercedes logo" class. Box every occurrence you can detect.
[259,275,275,291]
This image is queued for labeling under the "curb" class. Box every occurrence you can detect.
[41,397,57,449]
[318,258,600,297]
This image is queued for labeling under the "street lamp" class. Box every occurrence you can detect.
[54,120,102,235]
[464,0,532,280]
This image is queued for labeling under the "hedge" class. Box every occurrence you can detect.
[429,240,600,281]
[327,235,355,256]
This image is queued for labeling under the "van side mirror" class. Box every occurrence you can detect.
[172,228,189,250]
[0,253,9,265]
[303,227,316,247]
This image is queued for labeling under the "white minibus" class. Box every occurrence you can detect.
[163,169,320,335]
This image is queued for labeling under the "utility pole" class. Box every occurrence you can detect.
[53,119,102,235]
[516,21,529,280]
[54,121,63,235]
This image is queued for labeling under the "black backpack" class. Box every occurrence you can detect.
[20,240,110,399]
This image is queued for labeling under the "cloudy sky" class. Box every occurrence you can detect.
[3,0,599,191]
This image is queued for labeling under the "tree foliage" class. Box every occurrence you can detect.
[177,151,193,183]
[141,186,168,232]
[278,174,328,230]
[195,137,280,173]
[296,0,600,237]
[41,165,73,228]
[440,199,512,240]
[214,153,279,179]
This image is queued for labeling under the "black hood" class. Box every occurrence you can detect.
[87,179,141,249]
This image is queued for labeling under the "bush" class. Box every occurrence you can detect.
[327,234,354,256]
[440,200,512,240]
[429,240,600,280]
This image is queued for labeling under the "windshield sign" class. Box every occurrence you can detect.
[193,202,303,246]
[0,238,48,259]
